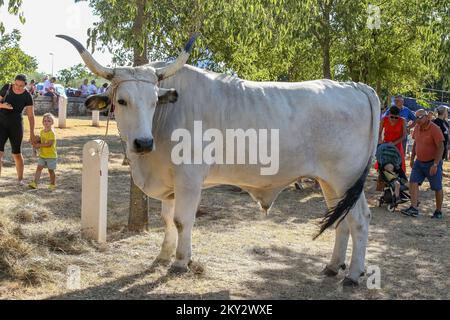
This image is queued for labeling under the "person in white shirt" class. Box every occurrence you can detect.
[88,80,98,95]
[99,83,109,94]
[41,75,50,95]
[44,77,57,97]
[79,79,89,97]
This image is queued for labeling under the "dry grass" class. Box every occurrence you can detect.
[0,116,449,299]
[0,219,50,286]
[31,229,89,255]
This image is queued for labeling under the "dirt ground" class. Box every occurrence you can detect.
[0,116,449,300]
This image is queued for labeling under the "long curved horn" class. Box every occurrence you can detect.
[156,33,199,81]
[56,35,114,80]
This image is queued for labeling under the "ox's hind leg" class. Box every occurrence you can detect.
[344,192,371,286]
[318,179,349,276]
[170,174,203,273]
[155,199,176,264]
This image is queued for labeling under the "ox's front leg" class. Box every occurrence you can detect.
[344,193,371,286]
[155,199,176,264]
[170,177,202,273]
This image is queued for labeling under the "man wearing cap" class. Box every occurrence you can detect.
[383,95,417,151]
[0,74,36,184]
[402,109,445,219]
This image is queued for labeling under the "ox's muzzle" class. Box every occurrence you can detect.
[134,138,154,154]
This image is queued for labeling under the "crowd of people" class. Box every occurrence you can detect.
[78,79,109,97]
[378,95,449,219]
[23,75,59,97]
[21,75,109,98]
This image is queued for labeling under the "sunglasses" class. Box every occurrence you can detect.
[389,115,399,119]
[417,114,427,120]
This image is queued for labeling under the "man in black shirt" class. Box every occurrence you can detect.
[0,74,36,184]
[433,106,449,161]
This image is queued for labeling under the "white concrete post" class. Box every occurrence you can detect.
[92,110,100,127]
[82,140,109,243]
[58,96,67,128]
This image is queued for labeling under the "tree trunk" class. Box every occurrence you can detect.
[322,41,331,79]
[128,0,149,232]
[318,0,332,79]
[132,0,149,66]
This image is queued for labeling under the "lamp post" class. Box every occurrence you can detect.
[49,52,54,76]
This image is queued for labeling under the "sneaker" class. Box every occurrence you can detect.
[28,181,37,189]
[401,206,419,217]
[431,210,443,219]
[48,184,56,190]
[18,180,25,186]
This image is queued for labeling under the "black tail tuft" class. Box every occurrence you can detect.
[313,159,371,240]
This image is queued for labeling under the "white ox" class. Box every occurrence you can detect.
[58,35,380,286]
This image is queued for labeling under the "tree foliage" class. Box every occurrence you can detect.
[56,63,99,88]
[0,29,38,85]
[77,0,449,100]
[0,0,26,34]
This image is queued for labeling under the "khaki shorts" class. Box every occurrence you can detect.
[38,157,57,170]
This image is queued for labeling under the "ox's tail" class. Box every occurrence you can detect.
[313,159,371,240]
[313,83,380,240]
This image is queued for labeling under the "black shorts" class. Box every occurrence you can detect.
[0,117,23,154]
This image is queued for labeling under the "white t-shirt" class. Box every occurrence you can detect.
[79,84,88,96]
[42,79,51,94]
[88,84,98,95]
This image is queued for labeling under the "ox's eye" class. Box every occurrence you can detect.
[118,99,127,106]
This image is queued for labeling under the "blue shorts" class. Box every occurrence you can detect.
[38,157,57,170]
[410,160,443,191]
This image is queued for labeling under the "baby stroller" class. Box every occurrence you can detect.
[376,143,410,212]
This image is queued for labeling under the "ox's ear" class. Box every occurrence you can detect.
[85,94,111,111]
[157,88,178,105]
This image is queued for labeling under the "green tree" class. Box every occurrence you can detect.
[79,0,448,98]
[0,29,37,84]
[424,1,450,91]
[337,0,444,97]
[57,63,92,87]
[27,71,46,83]
[0,0,26,34]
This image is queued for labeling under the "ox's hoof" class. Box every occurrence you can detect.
[342,277,359,288]
[168,264,189,275]
[322,266,338,277]
[153,257,172,267]
[322,264,346,277]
